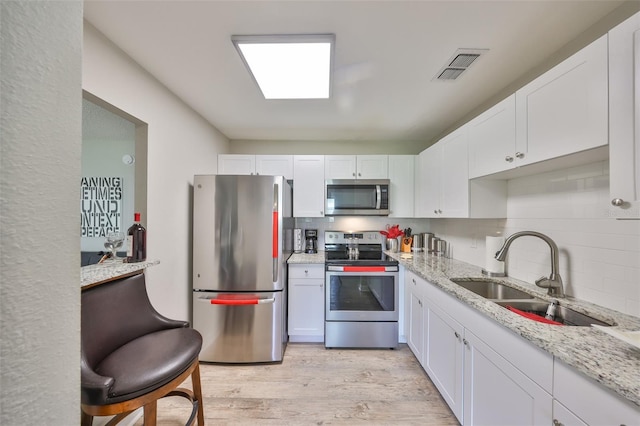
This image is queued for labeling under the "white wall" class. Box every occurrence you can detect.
[430,161,640,317]
[1,1,82,424]
[83,22,230,320]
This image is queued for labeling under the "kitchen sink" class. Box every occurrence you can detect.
[495,300,615,327]
[450,278,535,300]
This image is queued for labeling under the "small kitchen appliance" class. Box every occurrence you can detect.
[305,229,318,254]
[324,231,399,349]
[325,179,390,216]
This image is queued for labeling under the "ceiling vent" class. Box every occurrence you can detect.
[435,49,488,81]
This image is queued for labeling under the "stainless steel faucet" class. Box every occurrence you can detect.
[495,231,565,297]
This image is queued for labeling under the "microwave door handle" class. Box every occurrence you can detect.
[376,185,381,209]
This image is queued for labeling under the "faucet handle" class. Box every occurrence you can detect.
[535,276,552,287]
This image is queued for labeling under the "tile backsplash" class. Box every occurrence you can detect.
[430,161,640,317]
[294,161,639,318]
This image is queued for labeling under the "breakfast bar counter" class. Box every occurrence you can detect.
[81,259,160,289]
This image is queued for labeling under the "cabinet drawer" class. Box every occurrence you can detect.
[289,264,324,279]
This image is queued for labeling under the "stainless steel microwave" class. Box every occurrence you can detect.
[325,179,390,216]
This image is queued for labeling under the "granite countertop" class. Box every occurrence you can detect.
[81,259,160,289]
[288,250,325,264]
[387,251,640,408]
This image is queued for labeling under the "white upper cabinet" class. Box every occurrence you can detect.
[440,128,470,217]
[218,154,293,180]
[417,128,506,218]
[357,155,388,179]
[256,155,294,180]
[609,11,640,216]
[467,95,517,179]
[293,155,325,217]
[515,35,608,166]
[325,155,388,179]
[417,144,441,217]
[217,154,256,175]
[388,155,415,217]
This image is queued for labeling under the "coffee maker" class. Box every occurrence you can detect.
[304,229,318,254]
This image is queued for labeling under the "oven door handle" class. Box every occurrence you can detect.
[327,265,398,272]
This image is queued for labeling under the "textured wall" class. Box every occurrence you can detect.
[1,1,82,424]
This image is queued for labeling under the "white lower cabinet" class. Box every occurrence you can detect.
[405,270,425,363]
[405,268,554,425]
[424,302,464,422]
[462,330,552,425]
[553,359,640,426]
[288,264,324,342]
[552,400,587,426]
[403,266,640,425]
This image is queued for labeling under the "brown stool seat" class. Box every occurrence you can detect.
[81,273,204,425]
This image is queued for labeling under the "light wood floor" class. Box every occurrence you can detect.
[136,343,459,425]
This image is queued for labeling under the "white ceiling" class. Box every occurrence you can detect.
[83,0,627,145]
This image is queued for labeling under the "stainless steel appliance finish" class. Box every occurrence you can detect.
[324,231,399,349]
[192,174,293,363]
[325,179,390,216]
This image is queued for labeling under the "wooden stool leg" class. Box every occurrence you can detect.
[191,361,205,425]
[143,401,157,426]
[81,410,93,426]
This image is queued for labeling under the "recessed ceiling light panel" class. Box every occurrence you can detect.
[232,34,334,100]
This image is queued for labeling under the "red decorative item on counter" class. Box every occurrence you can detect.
[380,224,404,239]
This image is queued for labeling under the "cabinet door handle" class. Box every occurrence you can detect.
[553,420,563,426]
[454,331,460,339]
[434,210,438,214]
[611,198,625,207]
[358,172,361,177]
[505,156,514,163]
[515,151,525,159]
[352,172,356,177]
[463,338,469,346]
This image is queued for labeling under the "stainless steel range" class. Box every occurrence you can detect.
[324,231,399,349]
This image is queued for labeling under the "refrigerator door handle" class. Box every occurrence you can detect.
[198,296,276,306]
[272,183,279,283]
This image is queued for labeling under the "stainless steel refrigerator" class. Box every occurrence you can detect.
[192,174,293,363]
